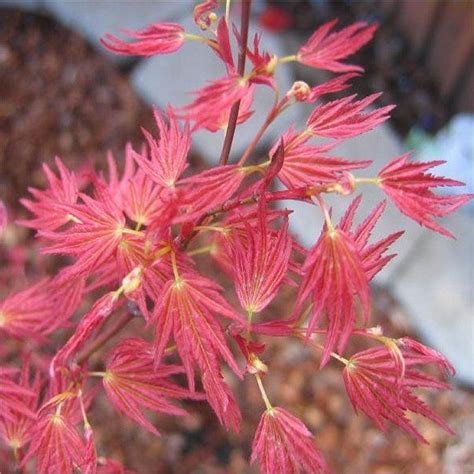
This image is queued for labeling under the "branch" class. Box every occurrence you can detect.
[76,311,134,365]
[218,0,252,165]
[238,95,282,166]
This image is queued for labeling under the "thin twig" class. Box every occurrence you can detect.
[238,93,282,166]
[218,0,252,165]
[77,312,134,365]
[178,182,336,251]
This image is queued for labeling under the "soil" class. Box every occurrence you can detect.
[0,7,473,474]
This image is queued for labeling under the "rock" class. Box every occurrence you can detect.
[392,213,474,386]
[443,414,474,473]
[131,17,301,164]
[1,0,39,10]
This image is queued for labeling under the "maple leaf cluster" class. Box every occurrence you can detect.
[1,1,471,473]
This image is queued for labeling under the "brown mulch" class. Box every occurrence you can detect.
[0,8,473,474]
[0,8,155,213]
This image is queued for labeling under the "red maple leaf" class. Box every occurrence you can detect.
[24,411,88,474]
[179,74,252,131]
[39,184,127,279]
[343,339,454,442]
[297,215,370,366]
[251,407,328,473]
[19,157,79,232]
[298,19,377,73]
[177,164,245,221]
[339,195,404,281]
[133,108,190,189]
[230,198,292,313]
[378,153,473,237]
[101,23,185,56]
[306,93,394,139]
[194,1,219,31]
[103,338,196,436]
[273,128,371,189]
[152,270,243,430]
[0,360,40,453]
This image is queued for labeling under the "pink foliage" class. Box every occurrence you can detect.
[1,2,470,472]
[251,407,328,473]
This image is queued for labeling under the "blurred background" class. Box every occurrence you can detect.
[0,0,473,472]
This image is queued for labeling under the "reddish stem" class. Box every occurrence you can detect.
[76,311,133,365]
[238,97,283,166]
[218,0,252,165]
[178,181,342,250]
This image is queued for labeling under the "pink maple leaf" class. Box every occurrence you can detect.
[298,19,377,73]
[103,143,136,210]
[273,128,371,189]
[306,73,358,102]
[133,108,190,189]
[251,407,328,473]
[152,270,243,430]
[287,73,358,103]
[194,1,219,31]
[209,206,293,277]
[0,274,83,339]
[245,34,278,88]
[51,291,119,370]
[101,23,185,56]
[19,157,79,232]
[0,366,36,425]
[378,153,473,237]
[0,282,53,340]
[343,339,454,442]
[306,93,394,139]
[23,410,88,474]
[297,217,370,366]
[39,184,127,279]
[231,198,292,313]
[103,338,195,436]
[177,164,245,221]
[339,196,404,281]
[179,75,252,132]
[121,170,163,227]
[0,360,40,453]
[212,17,235,72]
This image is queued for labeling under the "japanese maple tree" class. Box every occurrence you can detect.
[1,1,472,473]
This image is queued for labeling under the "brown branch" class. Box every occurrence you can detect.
[218,0,252,166]
[77,311,134,365]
